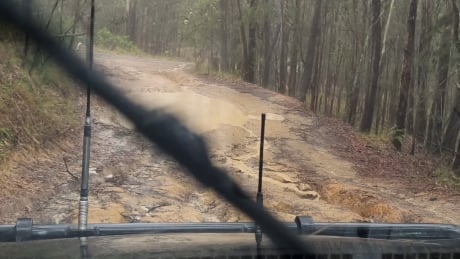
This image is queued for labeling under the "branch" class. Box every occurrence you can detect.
[63,157,78,180]
[53,32,86,38]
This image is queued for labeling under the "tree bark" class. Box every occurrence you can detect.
[247,0,257,83]
[219,0,229,71]
[442,0,460,151]
[127,0,137,42]
[448,0,460,176]
[428,6,452,152]
[415,0,433,143]
[287,0,301,97]
[298,0,322,102]
[22,0,32,58]
[279,0,288,93]
[236,0,250,82]
[360,0,382,132]
[346,0,367,125]
[261,0,272,87]
[392,0,418,150]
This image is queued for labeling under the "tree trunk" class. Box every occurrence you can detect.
[261,0,271,87]
[360,0,382,132]
[22,0,32,58]
[392,0,418,150]
[448,0,460,176]
[415,0,433,143]
[247,0,257,83]
[298,0,322,102]
[127,0,137,42]
[236,0,250,82]
[443,0,460,152]
[68,0,81,49]
[346,40,360,125]
[279,0,288,93]
[428,7,452,152]
[287,0,301,97]
[219,0,229,71]
[451,88,460,176]
[310,40,322,111]
[347,0,368,125]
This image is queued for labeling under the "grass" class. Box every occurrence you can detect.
[95,27,144,56]
[191,62,244,84]
[434,167,460,192]
[0,40,80,164]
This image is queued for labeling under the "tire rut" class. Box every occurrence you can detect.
[26,52,459,225]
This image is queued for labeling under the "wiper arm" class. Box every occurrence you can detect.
[1,218,459,243]
[0,219,266,242]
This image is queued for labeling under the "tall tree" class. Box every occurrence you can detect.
[442,0,460,152]
[126,0,137,42]
[447,0,460,176]
[261,0,273,87]
[247,0,257,83]
[392,0,418,150]
[279,0,288,93]
[298,0,322,102]
[414,0,433,143]
[360,0,382,132]
[22,0,32,59]
[236,0,257,83]
[287,0,301,97]
[219,0,229,71]
[428,5,452,152]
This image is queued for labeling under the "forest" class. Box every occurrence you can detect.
[13,0,460,177]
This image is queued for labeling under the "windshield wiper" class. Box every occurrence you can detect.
[1,217,459,243]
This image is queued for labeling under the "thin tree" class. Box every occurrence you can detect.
[279,0,288,93]
[447,0,460,176]
[126,0,137,42]
[414,0,433,143]
[298,0,322,102]
[261,0,273,87]
[360,0,382,132]
[219,0,229,71]
[428,4,452,152]
[392,0,418,150]
[236,0,252,82]
[22,0,32,59]
[247,0,257,83]
[287,0,301,97]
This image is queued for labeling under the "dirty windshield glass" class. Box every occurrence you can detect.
[0,0,459,242]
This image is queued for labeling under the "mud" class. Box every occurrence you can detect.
[7,52,459,225]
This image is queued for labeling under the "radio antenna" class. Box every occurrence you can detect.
[79,0,95,257]
[255,113,266,253]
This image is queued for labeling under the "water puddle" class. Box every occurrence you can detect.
[116,90,249,134]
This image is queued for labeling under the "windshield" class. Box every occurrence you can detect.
[0,0,459,241]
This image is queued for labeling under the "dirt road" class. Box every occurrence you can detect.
[17,53,460,225]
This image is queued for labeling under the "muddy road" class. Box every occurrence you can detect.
[25,53,459,225]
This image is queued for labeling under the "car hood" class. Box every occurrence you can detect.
[1,233,459,259]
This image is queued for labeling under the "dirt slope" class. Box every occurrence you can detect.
[3,53,459,225]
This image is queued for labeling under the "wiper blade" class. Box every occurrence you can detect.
[0,220,265,242]
[1,218,459,243]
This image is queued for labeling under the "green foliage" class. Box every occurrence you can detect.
[392,128,405,145]
[96,27,142,54]
[434,167,460,191]
[0,128,12,161]
[0,39,80,163]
